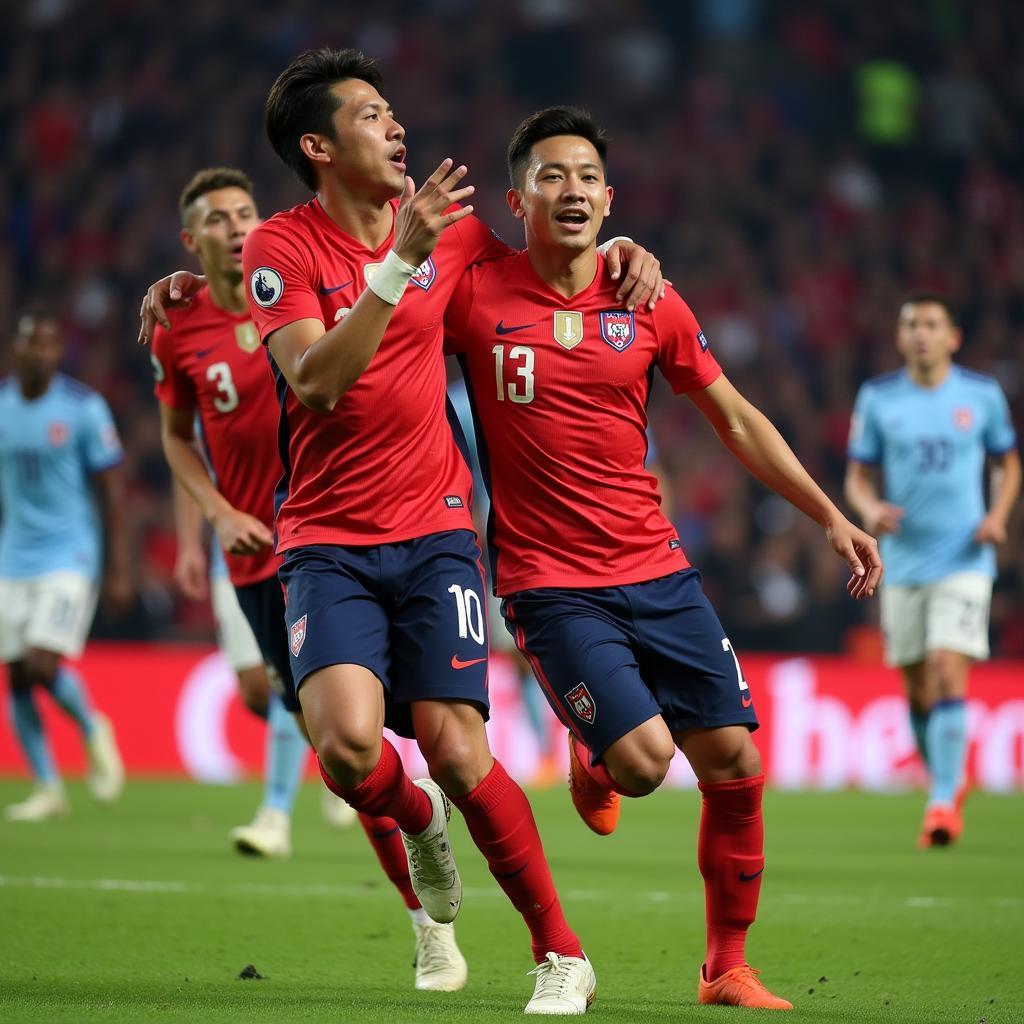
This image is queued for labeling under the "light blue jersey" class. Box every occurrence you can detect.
[0,374,123,579]
[848,365,1017,585]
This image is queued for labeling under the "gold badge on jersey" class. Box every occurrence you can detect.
[553,310,583,350]
[235,322,260,353]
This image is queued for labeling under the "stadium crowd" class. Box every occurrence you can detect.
[1,0,1021,653]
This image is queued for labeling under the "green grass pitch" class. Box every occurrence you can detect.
[1,780,1020,1023]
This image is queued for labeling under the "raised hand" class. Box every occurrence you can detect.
[392,159,475,269]
[138,270,207,345]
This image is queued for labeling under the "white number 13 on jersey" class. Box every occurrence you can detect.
[492,344,535,405]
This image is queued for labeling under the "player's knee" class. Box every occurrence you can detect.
[5,662,32,694]
[423,740,490,797]
[236,667,270,718]
[22,652,58,688]
[316,728,381,788]
[607,744,674,795]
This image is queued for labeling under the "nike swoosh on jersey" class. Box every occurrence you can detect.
[195,346,218,358]
[451,654,487,670]
[495,320,534,335]
[319,280,353,295]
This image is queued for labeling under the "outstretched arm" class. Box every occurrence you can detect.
[689,374,883,599]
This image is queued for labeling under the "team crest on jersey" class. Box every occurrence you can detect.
[599,309,635,351]
[953,406,974,431]
[565,682,596,724]
[48,422,69,446]
[553,310,584,350]
[410,256,436,291]
[235,322,260,353]
[289,614,308,657]
[250,267,284,308]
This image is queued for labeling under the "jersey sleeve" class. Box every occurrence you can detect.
[848,384,882,463]
[151,321,195,410]
[242,220,322,342]
[982,382,1017,455]
[443,266,478,356]
[79,392,124,472]
[450,212,516,268]
[653,289,723,394]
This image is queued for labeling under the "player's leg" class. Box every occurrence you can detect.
[900,661,931,769]
[26,572,123,804]
[503,585,667,835]
[391,531,592,1012]
[221,576,306,857]
[918,571,991,847]
[631,569,788,1010]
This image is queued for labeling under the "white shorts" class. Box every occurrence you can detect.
[211,576,263,673]
[880,571,992,667]
[0,572,98,662]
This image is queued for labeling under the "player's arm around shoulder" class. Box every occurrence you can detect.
[688,373,882,599]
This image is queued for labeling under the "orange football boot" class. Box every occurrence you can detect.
[698,964,793,1010]
[917,804,963,849]
[567,734,620,836]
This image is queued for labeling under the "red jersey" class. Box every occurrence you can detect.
[242,198,510,550]
[151,287,282,587]
[444,251,722,596]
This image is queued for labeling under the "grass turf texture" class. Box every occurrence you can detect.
[0,781,1019,1023]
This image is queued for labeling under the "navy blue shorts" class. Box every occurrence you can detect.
[502,568,758,761]
[234,574,300,713]
[278,530,490,738]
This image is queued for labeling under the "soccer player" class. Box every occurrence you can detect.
[152,168,467,990]
[236,49,666,1015]
[442,107,883,1011]
[845,292,1019,848]
[0,312,128,821]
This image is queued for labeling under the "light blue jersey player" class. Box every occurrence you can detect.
[0,313,132,821]
[846,291,1020,848]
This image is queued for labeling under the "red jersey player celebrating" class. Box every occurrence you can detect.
[236,50,659,1015]
[443,107,884,1012]
[149,166,472,992]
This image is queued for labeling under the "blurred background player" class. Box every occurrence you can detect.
[172,477,356,850]
[0,312,129,821]
[845,291,1019,848]
[444,106,882,1010]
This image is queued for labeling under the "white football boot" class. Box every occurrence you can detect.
[86,713,124,803]
[230,805,292,858]
[401,779,462,923]
[5,782,69,822]
[412,919,468,991]
[524,952,596,1015]
[320,785,358,829]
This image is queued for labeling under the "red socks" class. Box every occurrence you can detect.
[697,773,765,981]
[357,813,420,910]
[572,735,642,796]
[318,738,432,836]
[451,760,582,963]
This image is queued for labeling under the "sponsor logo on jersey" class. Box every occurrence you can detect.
[444,495,464,508]
[953,406,974,431]
[565,682,596,724]
[599,309,635,351]
[289,614,307,657]
[250,267,284,308]
[553,310,583,350]
[48,422,69,446]
[668,538,682,550]
[235,322,260,353]
[697,330,709,352]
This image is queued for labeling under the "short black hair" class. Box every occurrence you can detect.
[900,289,958,326]
[178,167,254,224]
[265,48,383,191]
[507,105,609,189]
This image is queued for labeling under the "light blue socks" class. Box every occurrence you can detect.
[926,698,968,807]
[50,665,96,738]
[264,693,307,813]
[9,688,59,783]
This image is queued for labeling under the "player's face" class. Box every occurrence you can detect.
[312,79,407,199]
[12,316,62,390]
[181,187,259,281]
[509,135,612,253]
[896,302,961,371]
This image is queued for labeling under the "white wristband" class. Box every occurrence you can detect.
[366,249,418,306]
[597,235,632,255]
